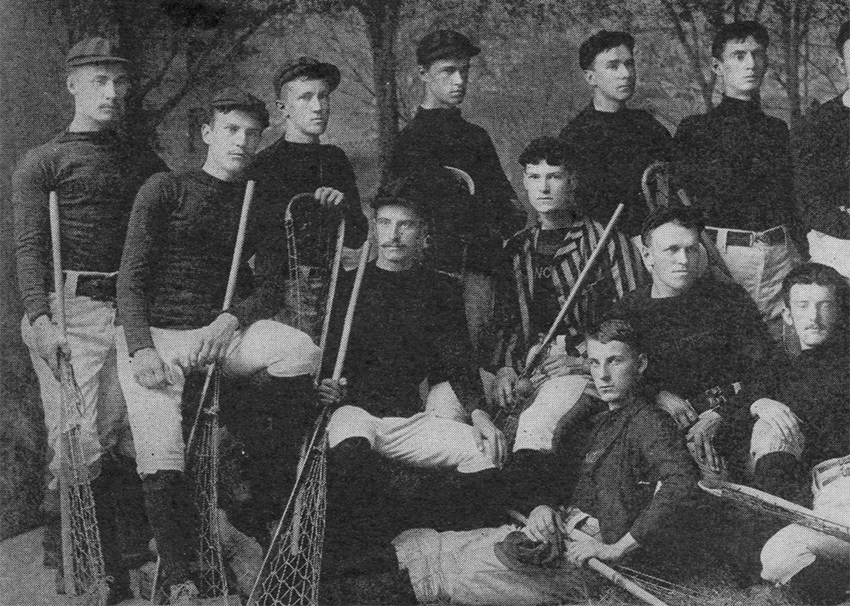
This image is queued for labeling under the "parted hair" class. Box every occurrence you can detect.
[711,21,769,60]
[579,30,635,70]
[517,136,578,170]
[781,262,850,311]
[836,22,850,53]
[584,318,645,355]
[640,205,705,246]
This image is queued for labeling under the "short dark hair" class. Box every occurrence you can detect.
[372,176,429,222]
[836,22,850,53]
[781,262,850,310]
[518,137,578,170]
[205,105,270,130]
[640,205,704,246]
[711,21,769,60]
[584,318,645,355]
[579,30,635,70]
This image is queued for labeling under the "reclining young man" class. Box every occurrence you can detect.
[331,319,699,605]
[117,88,321,604]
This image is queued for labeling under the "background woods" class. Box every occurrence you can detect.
[1,0,848,539]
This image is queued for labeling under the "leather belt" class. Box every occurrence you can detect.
[705,225,786,247]
[64,271,117,302]
[813,455,850,491]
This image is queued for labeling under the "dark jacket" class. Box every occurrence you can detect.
[570,397,700,547]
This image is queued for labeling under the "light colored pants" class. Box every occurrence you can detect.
[808,229,850,282]
[761,456,850,585]
[117,320,320,476]
[708,226,801,322]
[327,382,495,474]
[513,375,589,453]
[21,287,134,488]
[393,512,599,605]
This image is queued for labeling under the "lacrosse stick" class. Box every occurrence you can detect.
[248,238,372,606]
[699,480,850,543]
[507,510,670,606]
[50,191,108,605]
[181,179,255,603]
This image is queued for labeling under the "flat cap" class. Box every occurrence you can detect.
[273,57,341,96]
[210,86,270,128]
[416,29,480,66]
[67,37,130,68]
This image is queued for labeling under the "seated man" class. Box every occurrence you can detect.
[361,319,699,606]
[117,88,320,603]
[492,136,645,462]
[609,206,773,475]
[318,180,507,563]
[716,263,849,604]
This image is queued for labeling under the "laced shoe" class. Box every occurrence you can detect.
[168,580,202,605]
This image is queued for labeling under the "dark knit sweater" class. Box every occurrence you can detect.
[322,263,484,418]
[797,96,850,239]
[608,278,772,410]
[118,170,256,354]
[14,130,166,321]
[559,104,672,237]
[388,107,525,274]
[673,96,797,232]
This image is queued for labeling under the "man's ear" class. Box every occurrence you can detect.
[782,305,794,329]
[838,55,847,78]
[711,56,723,77]
[201,123,213,146]
[640,244,653,273]
[637,352,648,376]
[67,74,77,95]
[418,64,429,82]
[583,68,595,87]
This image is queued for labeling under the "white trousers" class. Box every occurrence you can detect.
[808,229,850,282]
[117,320,320,476]
[21,287,133,488]
[761,457,850,585]
[327,382,495,474]
[512,375,589,453]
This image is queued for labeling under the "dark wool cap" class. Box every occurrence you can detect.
[416,29,480,66]
[210,87,270,129]
[66,37,130,67]
[273,57,341,97]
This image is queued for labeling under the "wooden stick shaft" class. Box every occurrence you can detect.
[521,202,626,376]
[315,219,346,380]
[676,188,734,281]
[332,240,371,381]
[49,191,75,595]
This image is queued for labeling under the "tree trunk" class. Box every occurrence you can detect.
[781,0,803,144]
[358,0,401,182]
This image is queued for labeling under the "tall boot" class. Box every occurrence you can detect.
[112,453,152,570]
[784,558,850,605]
[90,457,134,604]
[142,470,198,594]
[221,371,315,546]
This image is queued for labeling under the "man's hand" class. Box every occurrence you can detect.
[657,391,699,429]
[314,187,344,207]
[566,532,636,567]
[193,313,239,368]
[751,398,802,443]
[526,505,564,544]
[687,410,723,472]
[538,350,586,380]
[32,315,68,380]
[133,347,174,389]
[494,366,517,409]
[471,409,507,468]
[318,378,347,408]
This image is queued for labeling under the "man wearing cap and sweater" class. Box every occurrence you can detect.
[116,88,321,604]
[559,30,672,241]
[673,21,802,325]
[797,22,850,282]
[386,29,526,354]
[247,56,368,326]
[14,36,166,604]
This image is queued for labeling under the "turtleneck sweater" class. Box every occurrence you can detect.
[673,96,797,232]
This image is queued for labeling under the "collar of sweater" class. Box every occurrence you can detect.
[60,129,120,145]
[715,95,763,117]
[415,106,464,122]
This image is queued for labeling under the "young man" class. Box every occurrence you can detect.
[117,88,321,604]
[559,30,672,240]
[382,319,699,606]
[673,21,801,324]
[13,37,166,603]
[385,29,526,352]
[609,206,772,474]
[492,137,644,460]
[317,180,507,572]
[797,22,850,281]
[718,263,849,604]
[246,57,368,327]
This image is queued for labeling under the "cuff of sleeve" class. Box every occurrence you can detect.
[125,328,155,357]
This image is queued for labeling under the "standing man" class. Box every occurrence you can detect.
[797,22,850,282]
[673,21,802,325]
[559,30,672,241]
[117,88,321,604]
[246,57,368,327]
[386,29,526,353]
[14,37,166,603]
